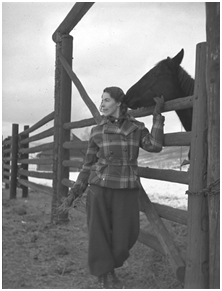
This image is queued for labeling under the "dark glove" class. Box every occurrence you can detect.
[153,95,165,116]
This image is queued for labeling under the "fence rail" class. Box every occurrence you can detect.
[52,2,94,43]
[2,3,220,288]
[20,127,54,144]
[18,169,53,179]
[3,164,11,170]
[2,111,55,198]
[18,158,53,165]
[18,142,54,154]
[3,139,12,145]
[63,131,191,151]
[63,95,194,130]
[3,148,12,154]
[18,179,53,195]
[18,111,54,136]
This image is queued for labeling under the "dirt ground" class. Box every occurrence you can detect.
[2,188,186,289]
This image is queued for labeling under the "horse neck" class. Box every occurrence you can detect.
[178,66,194,97]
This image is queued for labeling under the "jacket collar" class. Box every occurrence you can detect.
[99,114,139,136]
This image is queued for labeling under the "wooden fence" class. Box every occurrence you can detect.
[2,112,55,198]
[2,2,219,289]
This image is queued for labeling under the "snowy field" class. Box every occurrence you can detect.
[28,165,188,210]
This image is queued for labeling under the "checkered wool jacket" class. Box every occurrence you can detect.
[72,113,165,193]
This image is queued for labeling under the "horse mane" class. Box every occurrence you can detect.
[178,66,194,96]
[154,58,194,97]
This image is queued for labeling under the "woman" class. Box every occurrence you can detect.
[67,87,165,288]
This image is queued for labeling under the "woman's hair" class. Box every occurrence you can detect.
[103,86,128,116]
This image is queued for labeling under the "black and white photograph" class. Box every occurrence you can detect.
[2,2,219,289]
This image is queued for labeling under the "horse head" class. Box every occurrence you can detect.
[125,49,185,109]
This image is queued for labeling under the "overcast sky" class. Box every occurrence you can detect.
[2,2,206,140]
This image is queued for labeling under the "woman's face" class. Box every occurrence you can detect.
[100,92,120,117]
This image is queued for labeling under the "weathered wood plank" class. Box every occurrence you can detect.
[2,139,11,189]
[19,158,53,165]
[63,95,194,130]
[3,171,10,177]
[18,179,53,196]
[138,229,165,255]
[2,139,12,145]
[63,140,88,150]
[139,186,185,283]
[3,164,11,170]
[19,125,29,198]
[64,117,96,130]
[62,159,84,169]
[131,95,194,118]
[63,131,191,150]
[206,3,220,288]
[10,124,18,199]
[138,167,189,185]
[164,132,191,146]
[52,3,94,42]
[3,157,11,162]
[20,127,54,145]
[18,111,54,137]
[18,142,54,154]
[52,41,62,223]
[184,43,209,288]
[18,169,53,180]
[61,159,189,184]
[58,51,102,125]
[152,203,187,226]
[51,35,73,224]
[3,178,10,185]
[2,148,11,154]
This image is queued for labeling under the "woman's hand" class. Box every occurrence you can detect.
[66,188,79,207]
[153,95,165,116]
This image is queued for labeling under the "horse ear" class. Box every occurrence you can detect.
[171,49,184,66]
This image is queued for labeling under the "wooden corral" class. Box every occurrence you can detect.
[2,2,219,289]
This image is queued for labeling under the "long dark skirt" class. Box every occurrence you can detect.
[85,184,140,277]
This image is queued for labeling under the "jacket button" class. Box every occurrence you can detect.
[123,147,127,152]
[110,151,113,154]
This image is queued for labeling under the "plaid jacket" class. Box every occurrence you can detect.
[72,114,164,193]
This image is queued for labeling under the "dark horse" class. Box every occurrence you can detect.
[125,49,194,132]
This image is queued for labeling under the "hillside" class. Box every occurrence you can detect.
[138,146,189,170]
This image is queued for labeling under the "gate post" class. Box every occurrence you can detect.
[10,123,19,199]
[206,3,220,288]
[52,34,73,223]
[184,43,209,288]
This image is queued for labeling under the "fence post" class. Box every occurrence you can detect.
[10,124,19,199]
[206,3,220,288]
[20,125,29,198]
[52,34,73,223]
[184,43,209,288]
[2,137,11,189]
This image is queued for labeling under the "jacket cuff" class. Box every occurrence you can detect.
[72,180,87,195]
[153,114,165,124]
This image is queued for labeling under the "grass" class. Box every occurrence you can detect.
[2,185,186,289]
